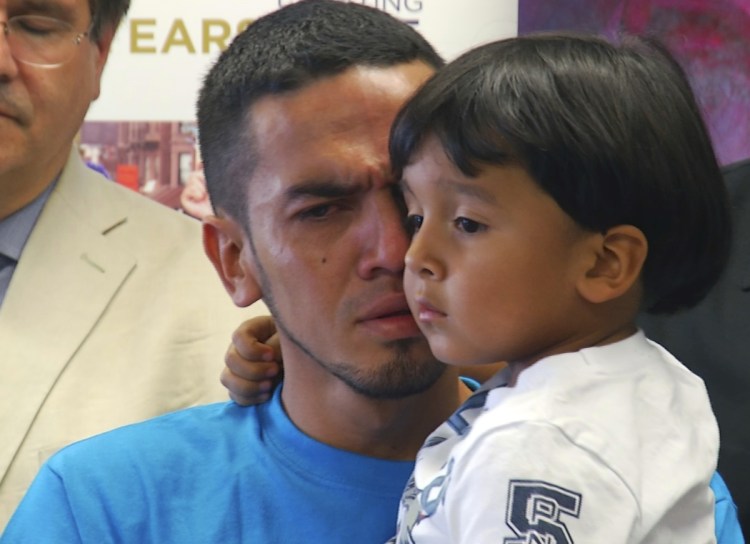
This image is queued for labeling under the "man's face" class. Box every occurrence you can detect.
[0,0,111,202]
[240,62,444,398]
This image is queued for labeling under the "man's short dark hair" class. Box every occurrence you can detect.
[197,0,444,224]
[88,0,130,42]
[390,33,731,315]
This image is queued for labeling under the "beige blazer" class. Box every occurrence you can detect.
[0,149,264,527]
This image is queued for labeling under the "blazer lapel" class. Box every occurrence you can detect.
[0,151,136,483]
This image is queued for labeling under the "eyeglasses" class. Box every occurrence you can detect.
[1,15,91,68]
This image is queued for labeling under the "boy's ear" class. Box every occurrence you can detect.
[203,215,262,307]
[577,225,648,304]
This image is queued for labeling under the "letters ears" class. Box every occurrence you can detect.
[203,215,263,307]
[576,225,648,305]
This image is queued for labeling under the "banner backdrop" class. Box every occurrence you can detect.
[87,0,518,121]
[80,0,746,211]
[79,0,517,211]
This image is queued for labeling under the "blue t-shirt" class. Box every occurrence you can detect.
[1,385,743,543]
[1,388,413,543]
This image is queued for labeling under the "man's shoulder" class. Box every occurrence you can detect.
[6,403,272,540]
[49,402,259,472]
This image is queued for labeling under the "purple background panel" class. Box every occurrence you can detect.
[519,0,750,166]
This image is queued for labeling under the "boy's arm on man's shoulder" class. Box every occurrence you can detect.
[223,315,282,406]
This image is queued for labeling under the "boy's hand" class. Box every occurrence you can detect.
[221,316,283,405]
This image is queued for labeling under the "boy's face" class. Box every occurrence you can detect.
[401,136,598,368]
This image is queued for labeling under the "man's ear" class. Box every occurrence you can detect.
[89,24,117,101]
[203,215,262,307]
[576,225,648,304]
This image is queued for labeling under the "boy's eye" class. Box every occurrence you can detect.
[406,214,423,235]
[455,217,485,234]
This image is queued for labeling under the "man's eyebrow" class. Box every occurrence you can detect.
[283,180,361,201]
[15,1,78,22]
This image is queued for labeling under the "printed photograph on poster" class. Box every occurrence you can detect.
[79,121,208,217]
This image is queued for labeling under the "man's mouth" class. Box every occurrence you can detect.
[356,295,422,339]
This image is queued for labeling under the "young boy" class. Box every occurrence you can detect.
[386,33,734,542]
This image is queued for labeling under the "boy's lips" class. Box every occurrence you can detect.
[413,298,446,323]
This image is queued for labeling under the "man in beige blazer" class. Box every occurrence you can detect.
[0,0,260,527]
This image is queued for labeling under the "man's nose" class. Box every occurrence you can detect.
[0,22,20,79]
[357,194,411,279]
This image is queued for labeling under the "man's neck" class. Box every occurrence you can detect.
[281,363,470,461]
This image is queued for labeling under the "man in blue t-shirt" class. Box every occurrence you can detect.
[2,3,467,542]
[2,1,743,542]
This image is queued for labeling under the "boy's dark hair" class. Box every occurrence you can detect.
[390,33,731,315]
[88,0,130,42]
[197,0,444,224]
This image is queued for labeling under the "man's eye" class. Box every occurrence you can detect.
[299,204,333,219]
[406,214,423,235]
[455,217,485,234]
[12,16,63,37]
